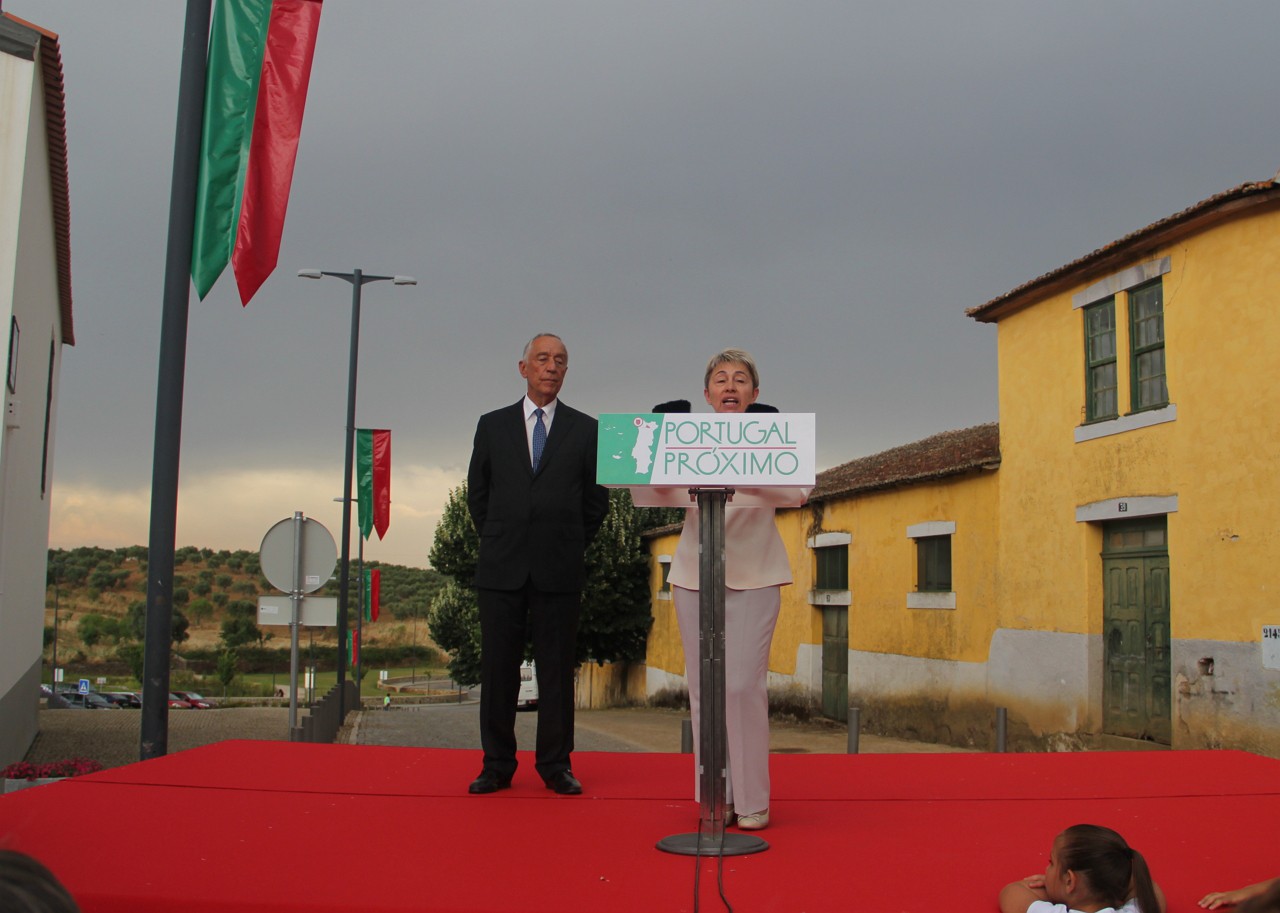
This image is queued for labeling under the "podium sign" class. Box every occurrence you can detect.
[599,411,817,857]
[597,413,815,488]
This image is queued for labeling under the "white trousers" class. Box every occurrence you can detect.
[673,584,780,816]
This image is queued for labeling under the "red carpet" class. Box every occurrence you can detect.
[2,744,1277,912]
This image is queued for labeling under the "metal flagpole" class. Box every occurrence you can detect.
[141,0,212,761]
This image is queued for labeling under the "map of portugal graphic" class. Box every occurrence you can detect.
[631,417,658,473]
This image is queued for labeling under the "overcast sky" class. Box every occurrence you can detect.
[14,1,1280,568]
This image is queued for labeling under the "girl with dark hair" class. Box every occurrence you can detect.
[999,824,1166,913]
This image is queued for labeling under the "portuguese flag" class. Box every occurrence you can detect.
[362,568,381,622]
[192,0,323,305]
[357,428,391,540]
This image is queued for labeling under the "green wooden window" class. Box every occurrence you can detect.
[1085,297,1118,421]
[917,536,951,593]
[815,545,848,591]
[659,560,671,594]
[1129,279,1168,411]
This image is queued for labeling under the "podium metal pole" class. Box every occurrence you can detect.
[657,487,767,856]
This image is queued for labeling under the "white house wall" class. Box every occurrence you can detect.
[0,39,62,766]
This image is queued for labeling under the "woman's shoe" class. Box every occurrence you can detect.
[723,804,736,827]
[736,809,769,830]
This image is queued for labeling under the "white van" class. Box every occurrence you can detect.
[517,661,538,710]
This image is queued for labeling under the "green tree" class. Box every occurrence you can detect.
[126,601,189,646]
[219,600,263,649]
[428,484,478,583]
[427,580,482,686]
[216,648,238,696]
[171,609,190,645]
[188,598,214,628]
[77,613,110,647]
[579,489,653,664]
[116,643,145,682]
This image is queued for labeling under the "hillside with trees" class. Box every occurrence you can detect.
[43,545,447,679]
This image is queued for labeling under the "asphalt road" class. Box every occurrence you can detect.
[21,696,969,771]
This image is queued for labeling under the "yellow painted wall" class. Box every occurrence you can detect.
[642,472,1000,686]
[645,530,685,677]
[769,505,821,675]
[996,203,1280,644]
[808,473,999,663]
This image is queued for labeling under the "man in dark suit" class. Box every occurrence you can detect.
[466,333,609,796]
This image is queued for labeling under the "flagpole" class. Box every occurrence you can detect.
[141,0,212,762]
[297,269,416,719]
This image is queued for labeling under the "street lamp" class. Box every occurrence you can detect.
[297,268,416,717]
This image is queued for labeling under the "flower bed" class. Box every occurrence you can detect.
[2,758,104,792]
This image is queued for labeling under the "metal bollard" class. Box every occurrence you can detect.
[681,717,693,754]
[847,707,860,754]
[996,706,1007,753]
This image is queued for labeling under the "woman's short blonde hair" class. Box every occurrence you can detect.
[703,348,759,389]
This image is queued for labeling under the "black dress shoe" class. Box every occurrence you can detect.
[468,770,511,794]
[544,770,582,795]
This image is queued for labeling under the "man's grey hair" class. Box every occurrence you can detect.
[522,333,565,360]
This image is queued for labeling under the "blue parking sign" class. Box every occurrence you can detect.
[78,679,90,694]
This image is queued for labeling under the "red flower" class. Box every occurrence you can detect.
[2,758,102,780]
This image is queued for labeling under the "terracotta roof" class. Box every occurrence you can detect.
[1,12,74,345]
[967,180,1280,324]
[809,422,1000,503]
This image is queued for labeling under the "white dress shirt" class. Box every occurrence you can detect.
[523,396,557,464]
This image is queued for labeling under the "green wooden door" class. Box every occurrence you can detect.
[821,606,848,722]
[1102,519,1171,743]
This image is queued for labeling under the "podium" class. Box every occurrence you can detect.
[657,486,763,856]
[596,412,815,857]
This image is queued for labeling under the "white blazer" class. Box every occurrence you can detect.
[667,487,809,591]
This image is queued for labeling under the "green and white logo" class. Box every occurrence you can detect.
[596,413,815,487]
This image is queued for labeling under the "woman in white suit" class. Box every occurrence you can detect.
[667,348,808,831]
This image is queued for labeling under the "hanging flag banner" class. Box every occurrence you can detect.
[357,428,391,540]
[191,0,323,305]
[596,413,816,487]
[362,568,381,622]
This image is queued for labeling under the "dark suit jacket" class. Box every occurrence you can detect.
[467,400,609,593]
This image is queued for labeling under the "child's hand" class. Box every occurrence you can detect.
[1200,888,1248,909]
[1022,875,1046,889]
[1199,891,1235,909]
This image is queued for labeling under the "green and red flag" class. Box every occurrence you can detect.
[362,567,381,622]
[357,428,391,540]
[192,0,323,305]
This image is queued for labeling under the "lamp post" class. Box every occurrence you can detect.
[297,268,416,717]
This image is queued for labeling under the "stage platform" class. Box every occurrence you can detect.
[2,742,1277,912]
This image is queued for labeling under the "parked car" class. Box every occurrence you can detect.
[168,693,196,709]
[61,692,119,710]
[105,691,142,708]
[516,661,538,710]
[171,690,213,709]
[98,692,132,708]
[39,683,53,698]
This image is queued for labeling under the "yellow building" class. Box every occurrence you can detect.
[970,179,1280,755]
[639,179,1280,756]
